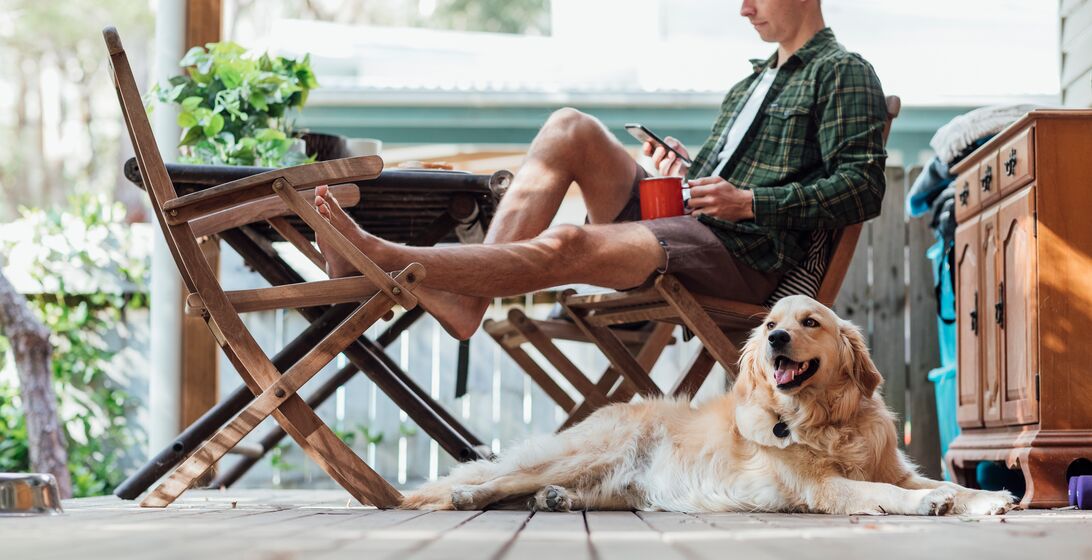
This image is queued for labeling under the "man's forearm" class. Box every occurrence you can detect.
[749,163,885,230]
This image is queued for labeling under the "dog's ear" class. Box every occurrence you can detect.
[839,320,882,398]
[734,324,768,397]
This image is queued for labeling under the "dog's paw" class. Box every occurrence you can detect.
[954,489,1016,516]
[530,485,573,512]
[451,485,481,510]
[914,486,958,516]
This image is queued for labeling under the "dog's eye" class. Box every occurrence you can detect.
[802,318,819,328]
[766,321,776,330]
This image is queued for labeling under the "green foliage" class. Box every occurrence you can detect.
[430,0,551,35]
[152,42,319,167]
[0,193,149,497]
[0,382,30,472]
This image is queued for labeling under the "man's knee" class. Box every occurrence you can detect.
[544,107,603,143]
[540,224,589,267]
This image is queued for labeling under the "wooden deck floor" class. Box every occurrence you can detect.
[5,490,1091,560]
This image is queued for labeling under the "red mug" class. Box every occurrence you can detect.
[639,177,686,220]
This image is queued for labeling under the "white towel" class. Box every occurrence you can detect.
[929,104,1045,165]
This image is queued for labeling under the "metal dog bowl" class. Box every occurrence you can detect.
[0,473,64,516]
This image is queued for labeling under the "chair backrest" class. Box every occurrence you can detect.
[779,95,902,308]
[104,27,199,294]
[105,27,272,379]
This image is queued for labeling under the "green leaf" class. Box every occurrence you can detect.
[166,83,186,102]
[216,64,242,89]
[180,96,204,111]
[255,128,286,141]
[179,46,207,67]
[176,112,198,128]
[249,94,267,112]
[203,113,224,137]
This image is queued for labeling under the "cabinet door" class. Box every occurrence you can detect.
[955,220,982,428]
[1000,185,1039,424]
[979,207,1004,426]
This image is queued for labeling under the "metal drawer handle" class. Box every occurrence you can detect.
[995,282,1005,328]
[959,183,970,206]
[1004,148,1018,176]
[970,291,979,334]
[980,164,993,192]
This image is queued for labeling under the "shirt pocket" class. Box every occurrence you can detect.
[760,102,813,173]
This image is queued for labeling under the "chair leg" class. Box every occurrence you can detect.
[505,309,610,409]
[483,319,578,413]
[221,229,487,459]
[142,266,420,508]
[669,348,717,399]
[558,322,675,431]
[561,305,662,398]
[654,275,742,383]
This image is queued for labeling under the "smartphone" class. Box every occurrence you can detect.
[624,123,693,166]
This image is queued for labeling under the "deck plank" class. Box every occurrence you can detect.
[406,510,532,560]
[315,510,479,559]
[586,511,690,560]
[502,511,591,560]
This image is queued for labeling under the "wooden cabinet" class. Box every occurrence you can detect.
[946,111,1092,508]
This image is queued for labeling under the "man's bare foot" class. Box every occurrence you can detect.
[313,184,490,340]
[314,184,387,278]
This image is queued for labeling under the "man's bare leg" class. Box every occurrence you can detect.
[437,108,645,330]
[320,108,647,338]
[315,185,664,314]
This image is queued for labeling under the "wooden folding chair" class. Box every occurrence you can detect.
[483,308,677,428]
[556,96,902,407]
[105,27,416,508]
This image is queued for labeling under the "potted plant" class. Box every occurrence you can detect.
[152,42,320,167]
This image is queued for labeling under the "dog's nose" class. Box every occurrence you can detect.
[768,329,791,348]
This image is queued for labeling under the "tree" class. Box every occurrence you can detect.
[0,268,71,498]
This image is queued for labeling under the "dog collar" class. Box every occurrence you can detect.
[773,417,790,438]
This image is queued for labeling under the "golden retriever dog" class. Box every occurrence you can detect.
[402,295,1015,515]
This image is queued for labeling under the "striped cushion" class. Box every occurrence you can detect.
[763,229,835,308]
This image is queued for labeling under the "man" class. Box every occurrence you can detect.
[315,0,887,340]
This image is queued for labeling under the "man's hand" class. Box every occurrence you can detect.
[642,137,691,178]
[686,176,755,222]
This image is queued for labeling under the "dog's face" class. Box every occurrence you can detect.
[741,295,882,398]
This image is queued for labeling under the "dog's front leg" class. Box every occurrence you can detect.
[805,477,959,516]
[896,474,1014,515]
[735,403,795,449]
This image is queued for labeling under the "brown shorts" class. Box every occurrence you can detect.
[614,164,782,304]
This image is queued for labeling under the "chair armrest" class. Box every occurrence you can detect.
[189,183,360,238]
[162,155,382,225]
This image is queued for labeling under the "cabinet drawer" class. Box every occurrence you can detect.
[999,127,1035,195]
[954,169,980,223]
[978,151,1002,208]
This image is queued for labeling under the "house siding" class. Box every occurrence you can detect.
[1062,0,1092,107]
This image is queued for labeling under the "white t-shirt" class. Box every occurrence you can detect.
[710,67,779,178]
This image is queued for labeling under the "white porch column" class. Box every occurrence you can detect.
[148,0,186,456]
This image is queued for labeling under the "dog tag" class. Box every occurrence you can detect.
[773,420,790,438]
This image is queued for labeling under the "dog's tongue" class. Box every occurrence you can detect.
[775,360,802,385]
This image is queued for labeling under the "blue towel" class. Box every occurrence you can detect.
[907,155,953,218]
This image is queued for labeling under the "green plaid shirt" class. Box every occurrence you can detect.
[686,28,887,273]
